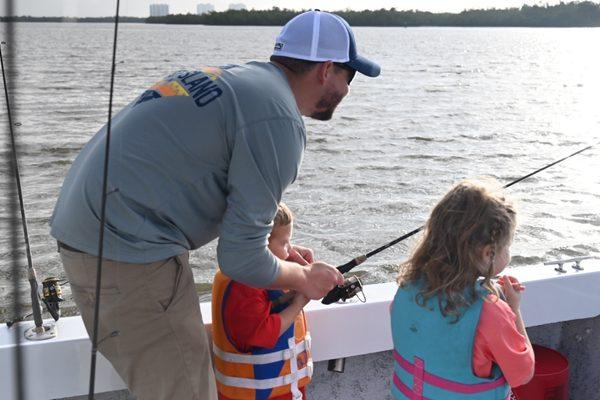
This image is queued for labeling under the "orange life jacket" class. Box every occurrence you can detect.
[211,271,313,400]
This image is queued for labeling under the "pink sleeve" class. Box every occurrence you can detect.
[473,295,534,388]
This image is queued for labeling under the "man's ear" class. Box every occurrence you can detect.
[314,61,334,85]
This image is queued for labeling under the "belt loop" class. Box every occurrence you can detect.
[174,254,183,267]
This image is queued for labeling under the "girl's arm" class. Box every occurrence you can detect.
[499,275,532,349]
[499,275,534,384]
[511,308,533,357]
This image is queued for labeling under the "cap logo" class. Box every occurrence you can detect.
[274,42,284,51]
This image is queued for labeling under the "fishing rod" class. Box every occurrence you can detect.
[321,140,598,304]
[88,1,121,398]
[1,3,26,396]
[2,37,59,343]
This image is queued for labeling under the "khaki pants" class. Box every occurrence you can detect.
[60,247,218,400]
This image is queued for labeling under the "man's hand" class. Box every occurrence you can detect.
[297,261,344,300]
[273,260,344,301]
[288,244,314,265]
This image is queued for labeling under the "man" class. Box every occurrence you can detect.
[51,10,380,400]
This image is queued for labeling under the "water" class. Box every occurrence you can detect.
[1,23,599,320]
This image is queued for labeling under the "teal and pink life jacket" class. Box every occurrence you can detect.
[390,281,510,400]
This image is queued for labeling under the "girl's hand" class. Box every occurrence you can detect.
[497,275,525,292]
[498,275,525,312]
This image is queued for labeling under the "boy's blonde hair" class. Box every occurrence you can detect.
[274,202,293,227]
[398,178,517,321]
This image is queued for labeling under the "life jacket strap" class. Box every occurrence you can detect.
[213,334,311,365]
[413,357,425,400]
[289,337,302,400]
[393,349,507,395]
[393,373,432,400]
[214,361,314,390]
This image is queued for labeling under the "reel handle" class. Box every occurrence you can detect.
[321,257,367,304]
[321,275,364,305]
[274,257,368,307]
[322,285,346,304]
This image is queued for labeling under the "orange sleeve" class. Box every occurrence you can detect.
[223,282,282,352]
[473,295,534,388]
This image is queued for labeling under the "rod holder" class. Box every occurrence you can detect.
[327,357,346,373]
[24,322,57,341]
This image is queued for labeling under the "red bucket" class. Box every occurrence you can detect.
[512,345,569,400]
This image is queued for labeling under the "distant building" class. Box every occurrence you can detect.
[197,3,215,15]
[228,3,247,11]
[149,3,169,17]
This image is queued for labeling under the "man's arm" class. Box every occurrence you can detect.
[217,118,342,297]
[217,118,303,287]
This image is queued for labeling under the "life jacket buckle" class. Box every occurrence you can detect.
[307,360,314,377]
[304,333,312,350]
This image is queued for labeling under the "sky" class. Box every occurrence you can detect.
[2,0,569,18]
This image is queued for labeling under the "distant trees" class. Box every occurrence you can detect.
[4,2,600,27]
[146,8,298,25]
[146,2,600,27]
[0,16,145,23]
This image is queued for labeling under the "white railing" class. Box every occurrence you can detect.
[2,259,599,400]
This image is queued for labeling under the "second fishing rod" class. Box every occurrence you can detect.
[319,141,597,304]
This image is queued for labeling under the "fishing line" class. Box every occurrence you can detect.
[277,141,599,306]
[319,140,599,304]
[88,1,121,398]
[1,0,26,395]
[336,140,599,275]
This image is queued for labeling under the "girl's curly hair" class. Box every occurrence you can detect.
[397,178,517,322]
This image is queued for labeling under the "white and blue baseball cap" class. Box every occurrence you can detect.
[273,10,381,78]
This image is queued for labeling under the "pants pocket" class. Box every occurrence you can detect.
[69,283,122,357]
[145,256,189,312]
[69,283,120,308]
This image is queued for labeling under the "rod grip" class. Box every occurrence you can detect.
[337,255,366,274]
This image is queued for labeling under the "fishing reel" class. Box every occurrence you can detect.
[5,277,63,329]
[41,277,64,321]
[322,275,365,305]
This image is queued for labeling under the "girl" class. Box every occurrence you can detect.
[390,178,534,400]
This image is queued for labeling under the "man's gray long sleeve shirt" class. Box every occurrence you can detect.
[50,62,306,287]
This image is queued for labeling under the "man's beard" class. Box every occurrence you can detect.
[310,90,344,121]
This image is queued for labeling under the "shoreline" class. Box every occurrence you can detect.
[3,2,600,28]
[3,20,600,28]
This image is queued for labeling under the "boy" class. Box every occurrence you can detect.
[211,203,312,400]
